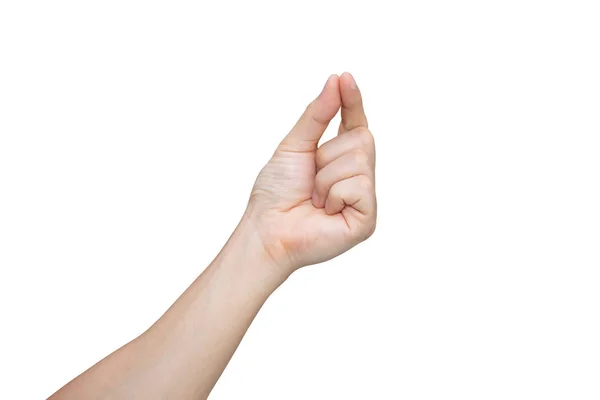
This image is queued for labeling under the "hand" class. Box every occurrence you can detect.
[245,72,377,273]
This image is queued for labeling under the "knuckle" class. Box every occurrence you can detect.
[354,126,372,139]
[353,149,370,167]
[304,101,318,121]
[329,182,343,199]
[358,128,375,150]
[306,100,316,113]
[366,218,377,238]
[306,101,328,126]
[363,210,378,238]
[354,219,376,242]
[346,128,374,155]
[357,174,374,191]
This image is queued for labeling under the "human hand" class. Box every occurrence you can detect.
[245,72,377,274]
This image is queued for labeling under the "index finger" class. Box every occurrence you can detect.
[339,72,368,133]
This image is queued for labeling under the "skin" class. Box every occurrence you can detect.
[49,72,376,400]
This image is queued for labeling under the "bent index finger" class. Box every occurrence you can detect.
[339,72,368,133]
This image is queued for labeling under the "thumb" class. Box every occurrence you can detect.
[278,74,341,152]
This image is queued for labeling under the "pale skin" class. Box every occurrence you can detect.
[49,72,376,400]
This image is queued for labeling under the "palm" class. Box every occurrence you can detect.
[251,150,355,267]
[247,73,376,271]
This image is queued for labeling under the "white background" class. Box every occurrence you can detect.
[1,1,599,399]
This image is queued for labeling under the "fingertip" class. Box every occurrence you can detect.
[311,190,324,209]
[340,71,358,90]
[340,72,363,108]
[324,191,345,216]
[339,71,367,132]
[324,203,336,215]
[320,74,340,97]
[321,74,341,106]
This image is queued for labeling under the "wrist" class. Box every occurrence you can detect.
[218,212,292,295]
[241,202,304,274]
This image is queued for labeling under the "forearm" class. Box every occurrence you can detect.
[49,214,288,400]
